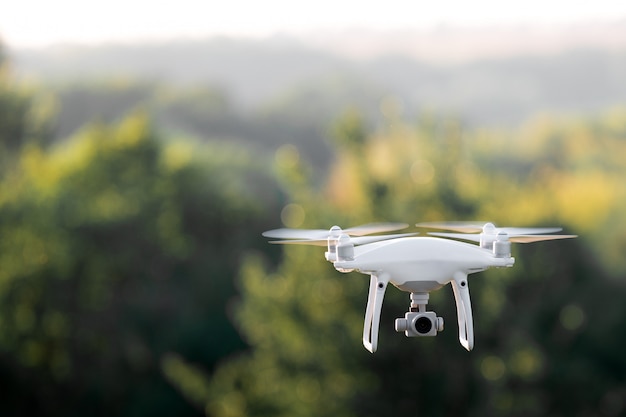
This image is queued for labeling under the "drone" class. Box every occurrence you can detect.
[263,222,577,352]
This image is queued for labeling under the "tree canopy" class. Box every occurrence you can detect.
[0,107,283,415]
[1,40,626,416]
[171,110,626,417]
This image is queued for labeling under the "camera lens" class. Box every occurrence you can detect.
[414,316,433,334]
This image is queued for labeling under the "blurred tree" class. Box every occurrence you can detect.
[0,58,34,155]
[40,80,336,174]
[179,111,626,417]
[0,112,283,416]
[0,41,55,166]
[51,81,155,140]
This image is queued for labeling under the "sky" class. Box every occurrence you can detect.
[2,0,626,48]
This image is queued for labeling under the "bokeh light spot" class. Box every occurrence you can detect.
[560,304,585,331]
[481,355,506,381]
[410,159,435,184]
[281,203,305,228]
[510,348,543,380]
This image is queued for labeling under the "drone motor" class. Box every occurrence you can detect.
[493,232,511,258]
[336,234,354,261]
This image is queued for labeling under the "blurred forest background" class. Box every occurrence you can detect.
[1,32,626,417]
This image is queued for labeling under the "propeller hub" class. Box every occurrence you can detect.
[482,223,497,235]
[329,225,342,238]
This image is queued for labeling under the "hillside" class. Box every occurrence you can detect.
[11,37,626,125]
[7,36,626,174]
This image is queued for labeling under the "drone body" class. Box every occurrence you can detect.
[334,236,514,291]
[263,222,576,352]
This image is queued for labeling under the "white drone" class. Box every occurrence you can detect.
[263,222,576,352]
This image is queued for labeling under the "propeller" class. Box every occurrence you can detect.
[428,232,578,243]
[263,222,409,240]
[416,221,562,235]
[267,233,417,246]
[264,223,414,264]
[417,222,577,244]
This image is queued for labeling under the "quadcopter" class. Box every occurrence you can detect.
[263,222,576,352]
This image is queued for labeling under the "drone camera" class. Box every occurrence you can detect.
[395,311,444,337]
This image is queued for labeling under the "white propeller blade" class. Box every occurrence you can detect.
[429,232,577,243]
[263,222,409,240]
[417,222,562,235]
[429,232,481,242]
[416,222,488,233]
[509,234,578,243]
[267,233,417,246]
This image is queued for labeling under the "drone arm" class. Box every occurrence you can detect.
[451,272,474,351]
[363,273,389,353]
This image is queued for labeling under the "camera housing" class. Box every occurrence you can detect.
[395,311,444,337]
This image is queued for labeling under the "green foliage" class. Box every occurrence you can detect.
[330,109,369,151]
[200,109,626,416]
[0,70,52,160]
[5,39,626,416]
[0,112,282,416]
[41,80,335,174]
